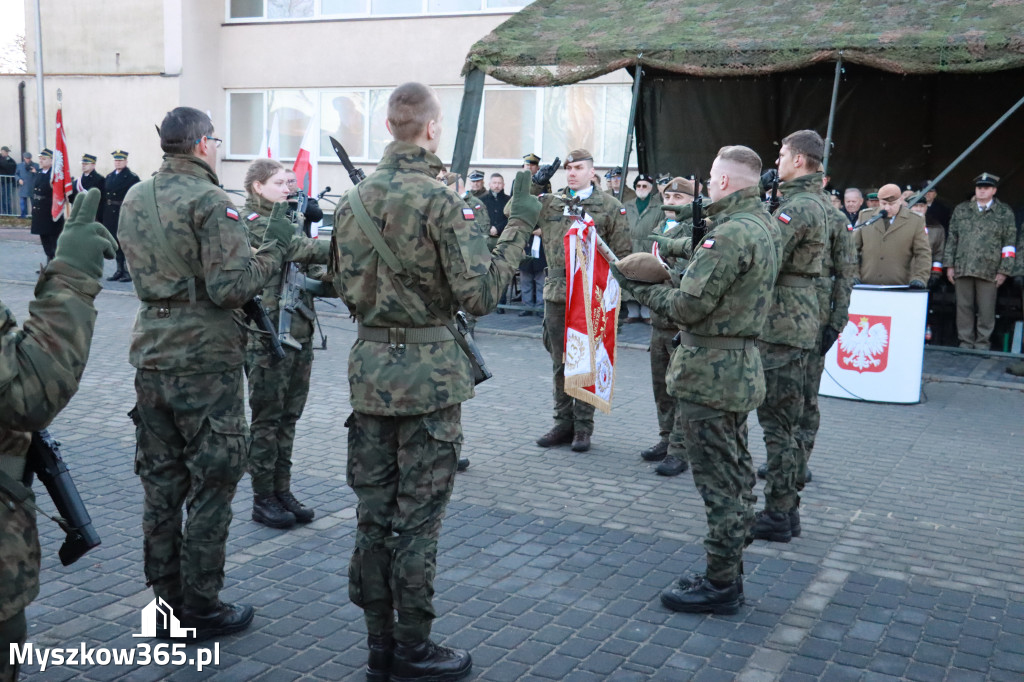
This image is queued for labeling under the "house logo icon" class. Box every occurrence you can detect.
[133,597,196,639]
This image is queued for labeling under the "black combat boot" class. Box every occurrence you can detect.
[456,458,470,472]
[571,432,591,452]
[536,424,573,448]
[661,575,742,615]
[277,491,315,523]
[107,267,125,282]
[391,639,472,682]
[366,634,394,682]
[752,510,792,543]
[676,573,745,604]
[640,441,668,462]
[253,494,296,528]
[181,602,255,641]
[655,455,688,476]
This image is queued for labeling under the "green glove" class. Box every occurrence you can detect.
[650,234,689,257]
[53,188,118,280]
[508,170,542,227]
[264,201,295,246]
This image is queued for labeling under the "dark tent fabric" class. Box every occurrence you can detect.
[463,0,1024,201]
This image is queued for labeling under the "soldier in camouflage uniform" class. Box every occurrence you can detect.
[330,83,540,682]
[241,159,331,529]
[534,149,632,453]
[786,191,856,488]
[119,107,293,641]
[0,189,115,681]
[641,177,697,477]
[615,145,781,614]
[945,173,1017,350]
[752,131,828,545]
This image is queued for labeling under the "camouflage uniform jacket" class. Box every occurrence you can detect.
[946,198,1017,281]
[762,172,828,349]
[636,186,782,413]
[821,204,857,332]
[0,262,101,621]
[648,212,693,330]
[242,195,330,345]
[330,141,529,416]
[119,154,289,375]
[625,192,664,253]
[538,186,632,303]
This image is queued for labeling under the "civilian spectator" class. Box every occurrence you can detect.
[842,188,863,224]
[0,146,16,215]
[854,183,930,287]
[15,151,38,218]
[481,173,510,251]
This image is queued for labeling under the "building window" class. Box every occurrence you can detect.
[227,0,529,19]
[226,83,634,167]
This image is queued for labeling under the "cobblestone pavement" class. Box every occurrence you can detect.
[2,234,1023,681]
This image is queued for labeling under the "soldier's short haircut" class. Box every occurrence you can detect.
[387,83,441,143]
[716,145,762,180]
[160,107,215,155]
[781,130,824,169]
[490,173,504,180]
[244,158,285,196]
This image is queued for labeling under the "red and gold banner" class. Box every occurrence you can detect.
[563,212,620,413]
[52,107,72,220]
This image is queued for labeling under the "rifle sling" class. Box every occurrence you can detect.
[0,468,70,533]
[346,187,485,375]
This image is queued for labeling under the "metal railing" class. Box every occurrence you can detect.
[0,176,21,217]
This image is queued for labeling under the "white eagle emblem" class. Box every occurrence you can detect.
[52,150,65,183]
[838,315,891,373]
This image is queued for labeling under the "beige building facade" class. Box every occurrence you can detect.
[0,0,633,198]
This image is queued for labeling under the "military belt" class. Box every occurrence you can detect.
[357,324,452,344]
[676,329,754,351]
[776,273,814,288]
[143,298,218,318]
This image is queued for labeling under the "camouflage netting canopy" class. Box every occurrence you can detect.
[463,0,1024,85]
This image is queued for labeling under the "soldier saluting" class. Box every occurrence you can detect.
[103,150,140,282]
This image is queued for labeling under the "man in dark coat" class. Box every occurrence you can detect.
[103,150,141,281]
[30,149,63,262]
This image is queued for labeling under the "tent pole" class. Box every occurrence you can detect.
[907,91,1024,206]
[451,68,485,179]
[617,58,643,202]
[821,52,843,175]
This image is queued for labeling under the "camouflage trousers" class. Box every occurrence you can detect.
[676,400,756,583]
[542,301,595,435]
[0,610,25,681]
[245,341,313,496]
[345,404,462,643]
[133,369,248,612]
[755,342,807,513]
[794,346,826,479]
[650,326,685,457]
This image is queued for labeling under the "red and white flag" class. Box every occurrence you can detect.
[52,107,72,220]
[563,212,620,413]
[266,112,280,159]
[292,118,318,196]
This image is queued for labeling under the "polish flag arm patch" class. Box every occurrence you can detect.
[619,207,627,215]
[702,239,715,249]
[1001,245,1016,258]
[225,207,240,221]
[247,212,260,221]
[462,207,475,220]
[778,213,792,224]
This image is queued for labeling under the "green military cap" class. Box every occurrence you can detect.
[39,148,53,158]
[523,152,541,164]
[112,150,129,160]
[973,172,999,187]
[563,148,593,167]
[866,191,878,200]
[81,153,97,163]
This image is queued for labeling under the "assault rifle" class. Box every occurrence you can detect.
[691,170,708,249]
[242,295,285,360]
[24,430,101,566]
[277,185,334,352]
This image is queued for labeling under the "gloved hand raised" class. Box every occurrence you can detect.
[650,234,689,257]
[508,170,542,226]
[532,157,560,187]
[53,188,118,280]
[264,201,295,246]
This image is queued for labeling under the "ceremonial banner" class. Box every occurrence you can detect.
[819,286,928,403]
[52,107,72,220]
[563,212,620,413]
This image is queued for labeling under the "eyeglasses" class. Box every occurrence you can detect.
[195,136,223,148]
